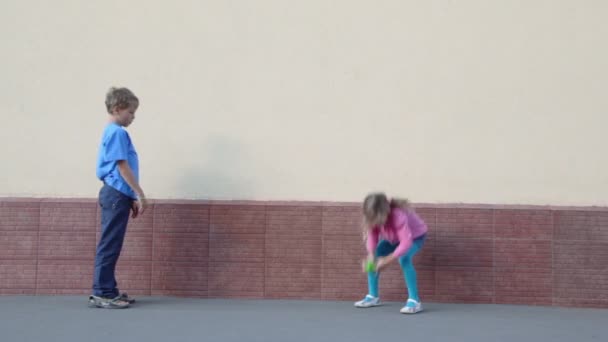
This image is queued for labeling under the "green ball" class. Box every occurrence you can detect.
[365,261,376,272]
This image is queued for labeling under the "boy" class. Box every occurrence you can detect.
[89,87,147,309]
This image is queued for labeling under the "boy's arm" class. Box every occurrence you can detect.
[117,160,145,198]
[117,160,147,215]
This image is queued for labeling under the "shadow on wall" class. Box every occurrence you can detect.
[175,135,256,200]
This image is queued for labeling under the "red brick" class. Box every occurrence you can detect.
[495,240,552,269]
[266,205,322,237]
[553,241,608,270]
[321,268,365,297]
[36,260,93,292]
[154,204,209,233]
[417,267,436,299]
[414,237,435,267]
[265,264,321,299]
[38,231,96,260]
[555,211,608,242]
[115,260,151,294]
[321,235,367,301]
[118,231,153,261]
[322,206,362,236]
[495,268,553,305]
[152,261,208,295]
[0,289,36,295]
[413,207,437,242]
[208,262,264,298]
[210,205,265,234]
[553,297,608,308]
[322,279,366,301]
[151,289,207,297]
[494,210,553,240]
[435,238,493,267]
[436,208,493,239]
[0,260,36,289]
[413,207,437,226]
[322,234,365,265]
[153,232,208,262]
[266,237,321,264]
[39,289,90,295]
[264,206,324,299]
[39,202,96,232]
[0,201,39,232]
[0,231,38,259]
[554,269,608,305]
[435,266,494,303]
[209,233,264,263]
[3,199,608,308]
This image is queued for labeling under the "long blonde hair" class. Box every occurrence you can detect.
[361,193,411,240]
[363,193,390,222]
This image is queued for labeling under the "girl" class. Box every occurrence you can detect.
[355,193,428,314]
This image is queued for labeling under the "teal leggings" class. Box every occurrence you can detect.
[368,235,426,301]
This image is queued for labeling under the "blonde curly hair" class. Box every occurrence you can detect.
[105,87,139,114]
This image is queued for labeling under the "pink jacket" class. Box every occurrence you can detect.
[366,207,428,257]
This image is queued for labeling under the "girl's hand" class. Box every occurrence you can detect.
[376,255,395,272]
[361,254,376,272]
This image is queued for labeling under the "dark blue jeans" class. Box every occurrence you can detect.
[92,184,132,298]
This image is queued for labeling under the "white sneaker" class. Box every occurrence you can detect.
[400,299,423,314]
[354,295,380,308]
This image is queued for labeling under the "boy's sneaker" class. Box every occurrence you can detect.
[400,298,423,314]
[354,295,380,308]
[119,293,136,304]
[88,295,130,309]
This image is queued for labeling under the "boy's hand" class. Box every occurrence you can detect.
[131,201,140,219]
[116,161,146,217]
[133,196,147,217]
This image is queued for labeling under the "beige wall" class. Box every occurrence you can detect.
[1,1,607,205]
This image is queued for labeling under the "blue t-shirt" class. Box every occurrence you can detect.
[96,123,139,199]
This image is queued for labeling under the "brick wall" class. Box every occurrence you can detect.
[1,198,607,308]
